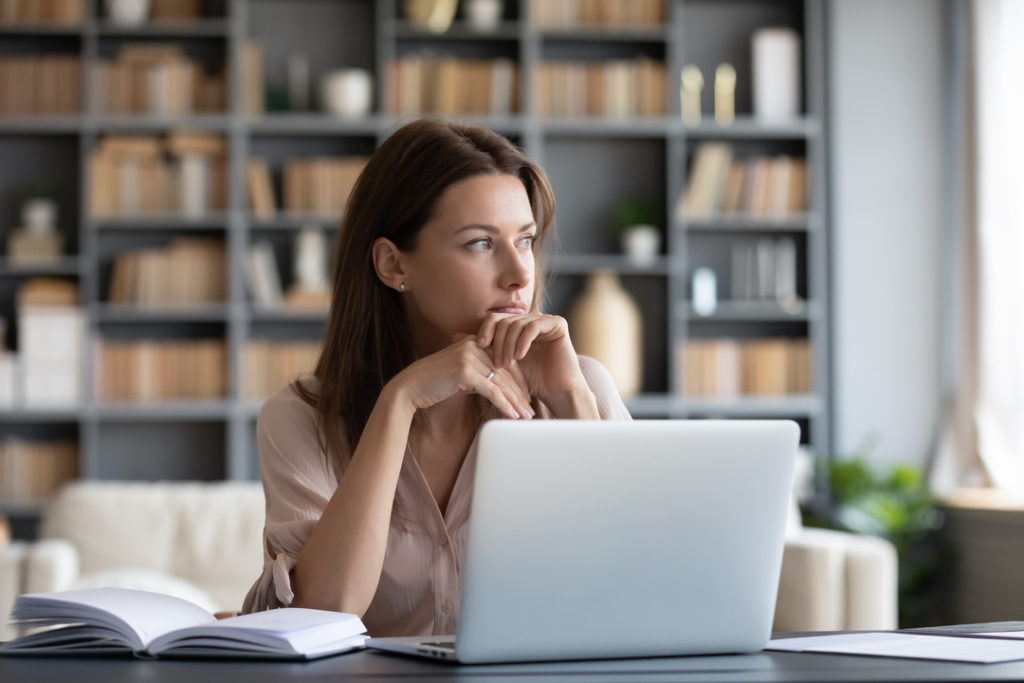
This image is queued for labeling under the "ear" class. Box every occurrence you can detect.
[372,237,407,292]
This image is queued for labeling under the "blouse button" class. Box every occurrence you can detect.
[439,536,449,548]
[442,600,454,614]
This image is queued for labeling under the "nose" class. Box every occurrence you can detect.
[498,242,533,292]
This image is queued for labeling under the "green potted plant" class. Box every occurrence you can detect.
[803,452,949,627]
[610,197,661,266]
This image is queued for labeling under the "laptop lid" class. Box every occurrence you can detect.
[453,419,799,664]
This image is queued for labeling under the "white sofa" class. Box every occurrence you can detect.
[0,480,898,641]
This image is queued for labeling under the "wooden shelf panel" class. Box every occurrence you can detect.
[94,19,229,37]
[684,215,815,232]
[0,258,83,277]
[93,400,233,420]
[537,26,671,42]
[94,304,231,322]
[393,20,521,40]
[552,254,671,276]
[0,116,82,133]
[91,215,230,230]
[90,115,231,131]
[682,300,820,322]
[686,116,821,140]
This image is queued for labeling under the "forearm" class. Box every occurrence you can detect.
[542,383,600,419]
[291,381,414,616]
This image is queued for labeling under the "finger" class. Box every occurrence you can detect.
[506,361,531,397]
[505,362,535,418]
[464,352,519,419]
[492,367,534,419]
[492,316,530,368]
[489,318,510,367]
[473,369,521,420]
[514,319,547,361]
[452,332,470,343]
[476,312,506,348]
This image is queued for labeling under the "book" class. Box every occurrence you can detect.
[0,587,367,660]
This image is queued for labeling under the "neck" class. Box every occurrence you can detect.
[416,394,477,439]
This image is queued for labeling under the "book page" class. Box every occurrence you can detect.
[11,588,215,651]
[147,607,366,657]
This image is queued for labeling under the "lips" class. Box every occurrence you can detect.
[488,305,526,315]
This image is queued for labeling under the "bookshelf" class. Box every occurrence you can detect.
[0,0,831,534]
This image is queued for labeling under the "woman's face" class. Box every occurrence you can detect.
[400,172,537,354]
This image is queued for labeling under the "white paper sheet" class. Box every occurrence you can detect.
[767,632,1024,664]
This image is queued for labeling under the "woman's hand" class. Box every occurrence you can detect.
[475,312,592,408]
[389,335,534,420]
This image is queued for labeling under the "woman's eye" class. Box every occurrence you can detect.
[467,238,492,251]
[519,234,536,249]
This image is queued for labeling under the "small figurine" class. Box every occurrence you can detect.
[714,63,736,126]
[680,64,703,126]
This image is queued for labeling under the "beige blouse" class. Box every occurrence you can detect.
[241,355,632,636]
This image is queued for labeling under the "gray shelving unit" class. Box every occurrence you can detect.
[0,0,831,529]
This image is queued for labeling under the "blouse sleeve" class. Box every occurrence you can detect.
[241,382,346,613]
[577,355,633,420]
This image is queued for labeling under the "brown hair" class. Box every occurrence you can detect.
[295,118,557,469]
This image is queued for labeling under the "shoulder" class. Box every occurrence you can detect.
[576,355,615,395]
[577,355,633,420]
[257,375,320,438]
[256,374,350,483]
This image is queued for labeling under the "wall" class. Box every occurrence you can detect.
[828,0,946,467]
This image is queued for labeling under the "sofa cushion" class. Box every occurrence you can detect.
[42,482,181,575]
[73,567,220,614]
[168,482,265,611]
[41,480,266,612]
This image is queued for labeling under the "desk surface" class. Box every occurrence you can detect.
[5,648,1024,682]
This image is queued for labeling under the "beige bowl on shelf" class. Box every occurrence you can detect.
[404,0,457,33]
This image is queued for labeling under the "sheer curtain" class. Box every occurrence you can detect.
[931,0,1024,495]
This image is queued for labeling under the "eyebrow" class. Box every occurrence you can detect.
[454,222,536,235]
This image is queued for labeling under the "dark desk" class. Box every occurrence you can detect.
[5,647,1024,682]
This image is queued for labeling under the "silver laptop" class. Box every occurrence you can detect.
[366,419,799,664]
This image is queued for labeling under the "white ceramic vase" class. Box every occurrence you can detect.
[321,69,373,118]
[620,224,660,266]
[568,270,642,399]
[751,26,801,122]
[465,0,503,32]
[106,0,150,26]
[22,198,58,235]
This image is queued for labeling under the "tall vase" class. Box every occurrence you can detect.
[568,270,642,399]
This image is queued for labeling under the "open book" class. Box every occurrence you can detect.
[0,587,367,660]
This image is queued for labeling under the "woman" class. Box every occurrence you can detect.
[242,119,631,636]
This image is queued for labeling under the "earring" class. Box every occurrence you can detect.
[399,283,406,291]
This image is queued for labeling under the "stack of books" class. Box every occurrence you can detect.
[282,156,368,217]
[0,54,82,115]
[108,238,226,308]
[97,339,227,401]
[89,132,227,218]
[0,0,83,25]
[0,438,77,503]
[93,45,226,116]
[388,56,518,117]
[678,142,808,222]
[148,0,202,21]
[678,337,811,398]
[243,340,321,400]
[535,58,666,118]
[530,0,665,29]
[17,278,84,408]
